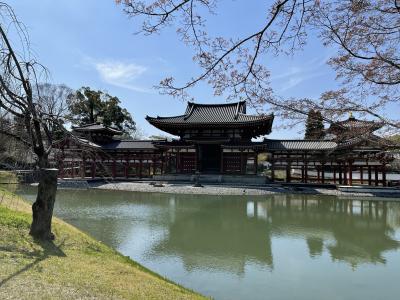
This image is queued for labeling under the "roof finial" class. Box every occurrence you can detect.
[349,111,354,119]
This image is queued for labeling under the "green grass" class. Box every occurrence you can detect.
[0,187,206,300]
[0,171,18,184]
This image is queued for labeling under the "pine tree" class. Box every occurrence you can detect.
[305,110,325,140]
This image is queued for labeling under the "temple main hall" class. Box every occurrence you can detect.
[55,101,394,186]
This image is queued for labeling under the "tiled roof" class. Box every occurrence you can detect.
[72,123,123,135]
[264,139,337,151]
[335,134,390,150]
[146,101,273,126]
[327,117,383,133]
[75,137,102,148]
[102,140,156,150]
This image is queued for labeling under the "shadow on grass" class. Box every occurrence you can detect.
[0,238,66,288]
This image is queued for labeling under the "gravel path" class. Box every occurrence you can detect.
[88,181,400,198]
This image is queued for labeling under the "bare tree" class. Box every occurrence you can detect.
[0,3,70,240]
[117,0,399,134]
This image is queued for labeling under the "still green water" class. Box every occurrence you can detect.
[15,186,400,300]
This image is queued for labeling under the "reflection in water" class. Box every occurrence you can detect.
[14,186,400,300]
[150,194,400,273]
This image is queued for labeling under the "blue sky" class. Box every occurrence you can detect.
[8,0,338,139]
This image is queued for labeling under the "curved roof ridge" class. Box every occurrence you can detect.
[184,100,245,107]
[146,114,186,120]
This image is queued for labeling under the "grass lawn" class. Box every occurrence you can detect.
[0,187,206,300]
[0,171,18,184]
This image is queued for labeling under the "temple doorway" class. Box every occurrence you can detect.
[198,144,221,173]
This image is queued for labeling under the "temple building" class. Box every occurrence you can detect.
[54,101,395,186]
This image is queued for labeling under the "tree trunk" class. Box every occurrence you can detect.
[29,168,58,240]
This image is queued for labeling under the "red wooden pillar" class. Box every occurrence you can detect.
[220,149,224,174]
[286,163,291,183]
[317,166,320,183]
[81,160,85,179]
[321,164,325,184]
[161,152,164,174]
[270,154,275,182]
[348,161,353,186]
[382,165,387,187]
[333,166,337,184]
[139,159,143,178]
[254,153,258,175]
[304,162,308,183]
[360,166,364,185]
[301,166,305,182]
[338,164,343,184]
[112,159,116,178]
[125,156,129,178]
[240,151,244,175]
[343,163,347,185]
[374,166,379,186]
[91,160,96,178]
[368,166,372,186]
[71,159,75,179]
[176,150,180,174]
[60,159,64,179]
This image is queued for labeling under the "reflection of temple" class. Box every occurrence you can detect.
[263,197,400,267]
[151,197,273,275]
[150,195,400,273]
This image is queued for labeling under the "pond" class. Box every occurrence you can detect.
[15,186,400,300]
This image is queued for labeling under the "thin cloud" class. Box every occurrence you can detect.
[82,56,152,93]
[271,55,330,92]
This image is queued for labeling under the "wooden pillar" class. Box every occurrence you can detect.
[91,160,96,178]
[301,166,305,182]
[317,166,320,183]
[139,159,143,178]
[270,154,275,182]
[368,166,372,186]
[220,149,224,174]
[176,150,180,174]
[240,150,244,175]
[333,166,337,184]
[71,160,75,178]
[321,164,325,184]
[339,164,343,184]
[348,161,353,186]
[81,160,85,179]
[286,163,291,183]
[382,165,387,187]
[304,162,308,183]
[125,156,129,178]
[343,163,347,185]
[254,153,258,175]
[374,166,379,186]
[112,159,116,178]
[161,152,164,174]
[60,160,64,179]
[360,166,363,185]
